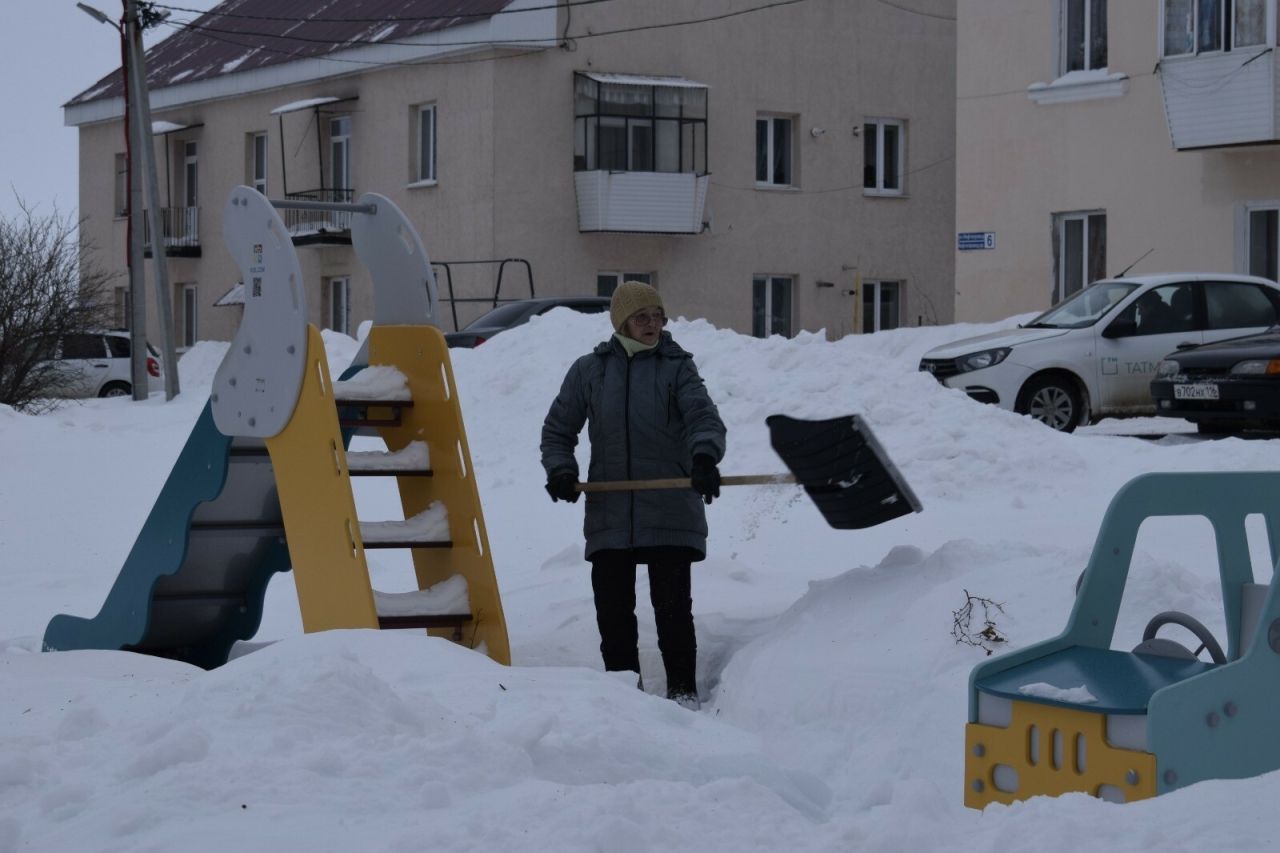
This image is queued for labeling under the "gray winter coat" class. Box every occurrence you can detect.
[541,332,727,559]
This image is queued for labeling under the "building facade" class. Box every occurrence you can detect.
[956,0,1280,322]
[68,0,956,347]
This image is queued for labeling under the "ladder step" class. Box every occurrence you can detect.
[228,447,271,462]
[339,415,402,428]
[333,366,412,405]
[189,522,286,538]
[360,503,450,548]
[334,398,415,409]
[377,613,472,630]
[347,441,432,477]
[363,539,453,549]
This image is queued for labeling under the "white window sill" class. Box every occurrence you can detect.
[406,179,438,189]
[1028,69,1129,105]
[863,189,906,198]
[755,183,800,192]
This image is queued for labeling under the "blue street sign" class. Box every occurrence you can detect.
[958,232,995,251]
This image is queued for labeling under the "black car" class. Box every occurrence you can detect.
[444,297,611,348]
[1150,329,1280,432]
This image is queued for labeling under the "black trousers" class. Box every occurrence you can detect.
[590,547,697,697]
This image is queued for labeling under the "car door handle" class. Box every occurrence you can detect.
[1175,342,1199,350]
[91,363,109,368]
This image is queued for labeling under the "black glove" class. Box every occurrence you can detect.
[690,454,720,505]
[545,472,581,503]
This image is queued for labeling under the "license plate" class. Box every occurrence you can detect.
[1174,383,1219,400]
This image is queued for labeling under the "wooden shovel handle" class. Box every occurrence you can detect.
[575,474,797,493]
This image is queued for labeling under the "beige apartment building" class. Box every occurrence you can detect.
[956,0,1280,322]
[66,0,956,348]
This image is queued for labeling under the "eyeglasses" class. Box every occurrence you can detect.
[629,311,667,328]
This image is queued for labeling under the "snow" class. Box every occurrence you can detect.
[347,440,431,472]
[1028,68,1128,90]
[268,96,343,116]
[220,49,260,74]
[1018,682,1099,704]
[332,365,410,402]
[373,574,470,618]
[5,309,1280,850]
[360,501,451,544]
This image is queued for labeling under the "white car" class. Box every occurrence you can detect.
[45,330,163,398]
[919,273,1280,432]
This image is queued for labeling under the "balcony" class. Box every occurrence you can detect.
[1159,48,1277,150]
[281,188,353,246]
[142,207,200,258]
[575,171,710,234]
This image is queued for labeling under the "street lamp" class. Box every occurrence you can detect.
[77,0,180,401]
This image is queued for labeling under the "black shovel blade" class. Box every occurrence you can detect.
[766,414,923,530]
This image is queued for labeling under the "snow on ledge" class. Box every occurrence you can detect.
[1028,69,1128,105]
[360,501,449,544]
[347,441,431,472]
[333,366,411,401]
[1018,682,1098,704]
[374,574,469,618]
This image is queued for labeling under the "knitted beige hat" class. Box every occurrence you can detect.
[610,281,664,332]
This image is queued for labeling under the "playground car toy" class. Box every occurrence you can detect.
[919,274,1280,432]
[965,470,1280,807]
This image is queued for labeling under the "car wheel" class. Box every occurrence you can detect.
[1017,375,1083,433]
[99,381,131,398]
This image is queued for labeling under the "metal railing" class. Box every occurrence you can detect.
[281,188,354,234]
[142,206,200,251]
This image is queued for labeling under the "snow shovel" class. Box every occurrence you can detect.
[575,414,922,530]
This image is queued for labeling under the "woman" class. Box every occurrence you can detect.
[541,281,726,708]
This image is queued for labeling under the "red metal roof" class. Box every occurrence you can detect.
[67,0,523,107]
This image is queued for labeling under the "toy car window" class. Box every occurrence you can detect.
[1204,282,1277,330]
[62,335,107,359]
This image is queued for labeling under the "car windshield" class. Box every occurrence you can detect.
[462,302,533,330]
[1024,281,1138,329]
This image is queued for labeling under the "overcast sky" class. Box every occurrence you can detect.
[2,1,219,223]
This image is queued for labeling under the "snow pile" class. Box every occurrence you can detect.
[346,440,431,473]
[360,501,450,544]
[373,574,469,617]
[333,365,410,402]
[1018,682,1099,704]
[5,309,1280,850]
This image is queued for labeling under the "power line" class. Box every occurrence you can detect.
[163,0,818,51]
[709,153,955,195]
[872,0,955,21]
[152,0,624,24]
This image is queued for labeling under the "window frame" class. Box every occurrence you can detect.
[113,153,128,218]
[1245,202,1280,281]
[1053,210,1107,304]
[862,280,902,333]
[755,115,795,189]
[1059,0,1109,75]
[182,140,198,208]
[416,104,437,185]
[330,116,352,191]
[597,271,654,298]
[751,274,794,338]
[863,119,905,196]
[251,132,268,195]
[327,276,351,335]
[1161,0,1274,58]
[180,283,198,350]
[573,75,709,176]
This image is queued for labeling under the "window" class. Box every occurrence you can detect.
[250,133,267,195]
[62,335,107,360]
[752,275,793,338]
[180,284,198,349]
[597,271,653,298]
[417,105,437,183]
[114,287,131,329]
[1164,0,1268,56]
[1249,207,1278,281]
[1061,0,1108,73]
[114,153,128,217]
[1205,281,1278,328]
[327,277,350,335]
[862,281,901,333]
[863,120,904,195]
[1053,211,1107,303]
[331,117,351,191]
[756,116,794,187]
[182,141,198,208]
[574,75,708,175]
[1113,283,1197,336]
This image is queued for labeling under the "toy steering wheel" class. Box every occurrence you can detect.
[1142,611,1227,665]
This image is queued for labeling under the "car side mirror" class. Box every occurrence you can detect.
[1103,318,1136,339]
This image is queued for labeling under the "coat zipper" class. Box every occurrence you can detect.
[624,353,635,547]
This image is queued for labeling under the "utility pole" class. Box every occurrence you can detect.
[122,13,148,401]
[124,0,180,399]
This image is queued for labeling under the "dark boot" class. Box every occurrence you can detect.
[648,555,698,706]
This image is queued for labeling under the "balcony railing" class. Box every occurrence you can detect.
[282,188,354,243]
[574,171,709,234]
[1160,48,1277,149]
[142,207,200,256]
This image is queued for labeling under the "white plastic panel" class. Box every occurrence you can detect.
[350,192,436,328]
[211,186,308,438]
